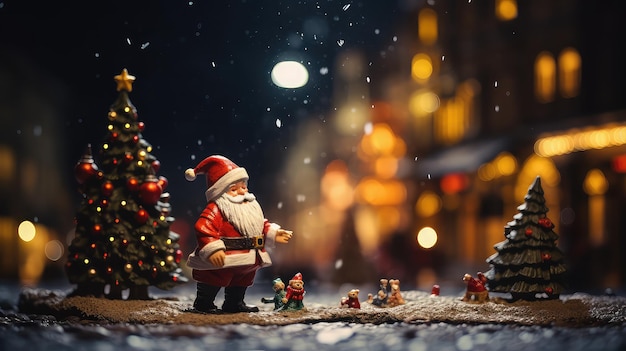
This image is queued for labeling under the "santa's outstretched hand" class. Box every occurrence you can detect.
[276,229,293,244]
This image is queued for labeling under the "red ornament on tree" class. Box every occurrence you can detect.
[538,218,553,229]
[124,152,134,163]
[135,208,149,224]
[542,253,552,261]
[151,160,161,173]
[74,144,99,184]
[127,177,139,191]
[545,287,554,295]
[138,121,145,131]
[132,135,139,143]
[174,249,183,263]
[110,132,119,141]
[92,224,102,235]
[102,181,114,197]
[139,174,163,205]
[525,228,533,236]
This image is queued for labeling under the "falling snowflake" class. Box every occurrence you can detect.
[342,4,351,11]
[335,259,343,270]
[303,157,311,164]
[495,105,500,112]
[296,194,306,202]
[494,80,498,88]
[140,42,150,50]
[366,76,371,83]
[276,119,282,128]
[337,39,345,47]
[126,38,132,45]
[320,67,329,75]
[277,202,283,209]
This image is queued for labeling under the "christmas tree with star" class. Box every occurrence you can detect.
[66,69,187,300]
[485,176,567,301]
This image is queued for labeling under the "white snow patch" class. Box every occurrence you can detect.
[316,326,354,345]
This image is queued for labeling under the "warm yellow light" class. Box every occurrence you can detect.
[417,227,438,249]
[535,125,626,157]
[374,156,399,179]
[415,191,442,218]
[321,160,354,211]
[418,8,438,45]
[356,178,406,206]
[411,53,433,82]
[107,125,114,131]
[535,52,556,103]
[495,152,517,176]
[478,163,496,181]
[496,0,518,21]
[271,61,309,88]
[18,220,36,242]
[124,106,131,113]
[583,169,608,195]
[103,144,109,150]
[124,123,131,129]
[558,48,581,98]
[369,123,396,155]
[409,90,440,117]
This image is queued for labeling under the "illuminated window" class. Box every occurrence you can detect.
[534,52,556,103]
[495,0,518,21]
[433,80,477,144]
[583,169,608,246]
[558,47,581,98]
[418,8,438,45]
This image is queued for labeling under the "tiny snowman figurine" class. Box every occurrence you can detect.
[280,272,305,311]
[340,289,361,309]
[261,278,286,310]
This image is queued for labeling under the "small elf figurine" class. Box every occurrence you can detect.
[261,278,286,310]
[280,272,305,311]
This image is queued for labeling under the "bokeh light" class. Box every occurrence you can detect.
[18,220,36,242]
[271,61,309,88]
[417,226,438,249]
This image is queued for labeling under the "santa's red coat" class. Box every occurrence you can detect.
[186,202,279,287]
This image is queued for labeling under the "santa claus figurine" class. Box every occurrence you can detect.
[185,155,293,313]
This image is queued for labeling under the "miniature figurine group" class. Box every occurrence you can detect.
[366,278,405,308]
[261,273,306,311]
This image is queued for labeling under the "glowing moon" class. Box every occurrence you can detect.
[271,61,309,88]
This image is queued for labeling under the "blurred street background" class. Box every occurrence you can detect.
[1,0,626,295]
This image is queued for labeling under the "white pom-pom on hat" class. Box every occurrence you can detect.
[185,168,196,181]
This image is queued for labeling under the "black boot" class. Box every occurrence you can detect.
[193,283,221,313]
[222,286,259,313]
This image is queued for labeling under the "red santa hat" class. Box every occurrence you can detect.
[184,155,249,202]
[289,272,303,283]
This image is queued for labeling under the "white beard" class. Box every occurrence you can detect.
[215,192,265,238]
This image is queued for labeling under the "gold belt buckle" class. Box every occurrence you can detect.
[253,236,264,249]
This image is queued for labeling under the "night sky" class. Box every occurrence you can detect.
[0,0,404,214]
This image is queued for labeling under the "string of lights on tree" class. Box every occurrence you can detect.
[66,69,187,299]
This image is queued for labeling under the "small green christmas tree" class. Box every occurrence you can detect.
[485,176,567,300]
[65,69,187,299]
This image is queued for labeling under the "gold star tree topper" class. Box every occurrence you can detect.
[114,68,136,92]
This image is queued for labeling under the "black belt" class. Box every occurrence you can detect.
[221,236,264,250]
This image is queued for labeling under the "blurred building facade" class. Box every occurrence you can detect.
[358,0,626,291]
